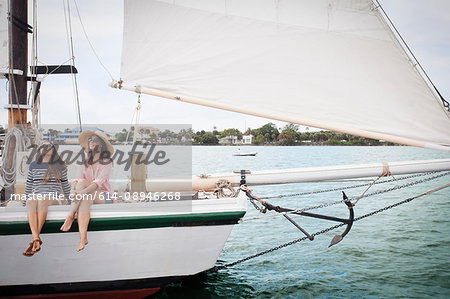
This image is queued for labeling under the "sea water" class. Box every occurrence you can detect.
[154,146,450,298]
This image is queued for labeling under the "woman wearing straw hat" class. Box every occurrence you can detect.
[60,130,114,251]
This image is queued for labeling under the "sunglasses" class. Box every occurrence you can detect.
[40,144,53,150]
[88,136,101,143]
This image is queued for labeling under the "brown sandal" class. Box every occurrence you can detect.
[22,242,35,257]
[32,238,43,253]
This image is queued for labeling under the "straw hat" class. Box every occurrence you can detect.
[78,130,114,154]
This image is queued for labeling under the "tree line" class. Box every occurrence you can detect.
[193,123,395,146]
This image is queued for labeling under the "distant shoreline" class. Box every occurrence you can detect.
[191,143,399,146]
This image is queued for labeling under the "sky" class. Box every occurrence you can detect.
[1,0,449,133]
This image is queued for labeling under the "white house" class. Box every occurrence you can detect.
[242,135,253,144]
[219,135,238,144]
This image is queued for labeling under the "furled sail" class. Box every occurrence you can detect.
[0,0,8,76]
[118,0,450,151]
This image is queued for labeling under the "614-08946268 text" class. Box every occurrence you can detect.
[112,192,182,202]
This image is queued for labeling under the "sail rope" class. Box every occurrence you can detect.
[215,179,450,270]
[72,0,115,81]
[63,0,82,132]
[125,94,142,144]
[374,0,450,113]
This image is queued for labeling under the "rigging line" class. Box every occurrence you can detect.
[72,0,115,81]
[125,95,141,144]
[63,0,82,132]
[37,58,73,78]
[353,173,386,206]
[217,181,450,270]
[374,0,449,113]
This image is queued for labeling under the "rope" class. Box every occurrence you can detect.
[353,164,392,206]
[72,0,115,81]
[374,0,450,112]
[215,179,239,198]
[63,0,82,131]
[0,127,28,188]
[126,95,142,144]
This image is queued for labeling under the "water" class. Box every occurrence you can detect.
[150,146,450,298]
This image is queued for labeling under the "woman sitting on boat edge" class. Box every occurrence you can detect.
[60,130,114,252]
[23,142,71,256]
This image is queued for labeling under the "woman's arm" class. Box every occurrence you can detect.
[78,182,99,195]
[25,164,34,199]
[60,168,71,200]
[92,162,113,192]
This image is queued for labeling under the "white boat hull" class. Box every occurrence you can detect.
[0,193,247,296]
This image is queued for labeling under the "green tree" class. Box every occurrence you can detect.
[200,132,219,144]
[219,128,242,140]
[278,123,298,145]
[251,123,279,143]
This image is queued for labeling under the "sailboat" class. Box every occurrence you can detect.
[1,0,449,297]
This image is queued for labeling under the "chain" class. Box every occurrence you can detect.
[246,172,449,215]
[249,198,265,213]
[292,171,450,213]
[216,176,450,271]
[259,172,431,200]
[215,222,345,270]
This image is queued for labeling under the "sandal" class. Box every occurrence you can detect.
[31,238,43,253]
[22,242,35,257]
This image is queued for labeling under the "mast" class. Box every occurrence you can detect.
[7,0,30,126]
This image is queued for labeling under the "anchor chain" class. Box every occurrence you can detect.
[214,173,450,271]
[291,171,449,213]
[259,172,433,200]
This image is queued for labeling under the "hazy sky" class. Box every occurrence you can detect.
[1,0,449,132]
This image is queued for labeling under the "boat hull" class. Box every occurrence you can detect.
[0,195,247,296]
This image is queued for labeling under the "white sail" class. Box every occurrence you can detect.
[119,0,450,151]
[0,0,8,76]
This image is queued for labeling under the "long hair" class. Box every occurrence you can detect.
[36,143,67,183]
[84,136,113,166]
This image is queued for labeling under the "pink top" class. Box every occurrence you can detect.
[75,160,113,194]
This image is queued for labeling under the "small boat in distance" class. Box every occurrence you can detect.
[233,149,257,156]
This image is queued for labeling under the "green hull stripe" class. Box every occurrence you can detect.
[0,211,246,235]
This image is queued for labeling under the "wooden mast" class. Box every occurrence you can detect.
[8,0,29,126]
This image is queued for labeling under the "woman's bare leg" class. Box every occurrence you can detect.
[61,180,90,231]
[76,198,93,251]
[26,199,39,239]
[60,200,80,231]
[24,199,39,255]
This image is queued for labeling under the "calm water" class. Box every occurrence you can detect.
[154,146,450,298]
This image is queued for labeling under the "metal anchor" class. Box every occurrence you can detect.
[241,186,355,246]
[292,191,354,247]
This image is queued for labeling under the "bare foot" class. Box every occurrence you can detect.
[76,239,88,252]
[60,214,74,232]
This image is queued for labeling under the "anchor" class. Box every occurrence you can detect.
[242,186,354,247]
